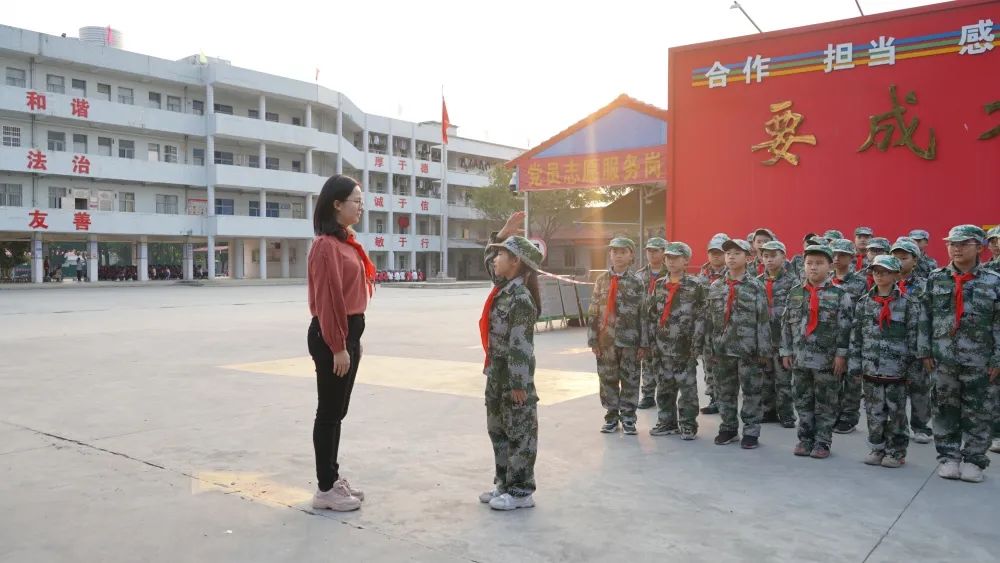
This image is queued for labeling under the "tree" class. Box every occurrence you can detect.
[0,241,30,281]
[468,165,520,229]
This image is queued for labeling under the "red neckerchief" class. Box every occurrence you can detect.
[873,294,894,331]
[658,280,681,327]
[724,278,741,328]
[952,271,976,334]
[479,285,501,368]
[345,232,376,297]
[803,282,822,336]
[602,273,621,331]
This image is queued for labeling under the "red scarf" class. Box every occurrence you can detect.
[855,253,865,271]
[897,279,907,295]
[756,261,765,276]
[647,276,658,295]
[803,283,822,336]
[658,281,681,327]
[831,276,844,286]
[479,285,501,368]
[603,275,620,331]
[873,294,894,331]
[345,232,376,296]
[952,272,976,334]
[724,278,741,327]
[866,274,874,291]
[765,277,775,314]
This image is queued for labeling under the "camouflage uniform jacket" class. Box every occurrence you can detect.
[588,268,644,349]
[697,263,728,287]
[642,274,706,360]
[789,254,806,280]
[483,241,539,390]
[759,265,799,351]
[829,270,868,304]
[703,271,771,359]
[915,254,939,278]
[636,264,670,296]
[985,257,1000,274]
[897,272,928,302]
[848,287,927,379]
[920,263,1000,369]
[779,279,854,370]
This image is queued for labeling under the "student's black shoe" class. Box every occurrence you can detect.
[740,435,759,449]
[638,396,656,410]
[714,430,739,445]
[700,403,719,415]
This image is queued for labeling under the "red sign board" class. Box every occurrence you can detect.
[667,0,1000,265]
[521,146,666,191]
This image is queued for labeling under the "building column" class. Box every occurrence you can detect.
[336,95,344,174]
[361,118,370,235]
[206,234,216,279]
[281,241,290,278]
[259,142,267,169]
[138,238,149,281]
[31,232,43,284]
[306,103,313,129]
[259,238,268,280]
[227,239,236,278]
[206,84,216,217]
[258,94,266,120]
[183,242,194,280]
[235,239,245,279]
[87,236,98,282]
[305,149,313,174]
[259,189,267,218]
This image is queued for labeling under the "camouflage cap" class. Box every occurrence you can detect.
[608,237,636,252]
[488,235,543,271]
[722,238,753,254]
[824,229,845,240]
[890,238,921,257]
[829,238,856,256]
[867,237,891,251]
[760,240,787,254]
[803,244,834,261]
[943,224,986,244]
[908,229,930,241]
[806,235,827,246]
[854,226,874,236]
[644,237,669,250]
[707,233,730,252]
[870,254,902,272]
[664,241,692,258]
[987,226,1000,241]
[748,227,777,242]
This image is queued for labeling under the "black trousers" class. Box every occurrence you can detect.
[308,314,365,491]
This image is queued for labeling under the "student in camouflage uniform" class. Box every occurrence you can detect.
[989,227,1000,454]
[790,233,824,281]
[986,227,1000,273]
[890,238,933,444]
[780,244,854,459]
[828,238,869,434]
[758,240,798,428]
[637,237,670,411]
[748,227,777,277]
[698,233,729,415]
[588,237,645,435]
[703,238,771,449]
[824,229,845,241]
[853,227,874,273]
[920,225,1000,483]
[863,237,891,292]
[908,229,940,278]
[480,212,542,510]
[850,255,926,468]
[643,242,705,440]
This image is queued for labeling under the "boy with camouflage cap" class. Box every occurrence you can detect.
[637,237,670,411]
[989,228,1000,454]
[748,228,777,277]
[643,242,705,439]
[986,227,1000,273]
[890,238,933,444]
[780,244,854,459]
[698,233,729,415]
[919,225,1000,483]
[827,238,869,434]
[703,238,771,449]
[790,233,824,281]
[908,229,940,278]
[824,229,845,241]
[850,255,927,468]
[854,227,875,272]
[759,240,798,427]
[588,237,645,435]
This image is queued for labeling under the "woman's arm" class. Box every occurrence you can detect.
[314,241,348,353]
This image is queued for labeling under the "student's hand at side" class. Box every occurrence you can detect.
[923,358,936,373]
[512,389,527,406]
[638,347,649,361]
[990,368,1000,383]
[782,356,794,370]
[833,356,847,377]
[758,356,769,367]
[592,347,602,359]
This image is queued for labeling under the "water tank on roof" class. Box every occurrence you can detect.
[79,26,123,48]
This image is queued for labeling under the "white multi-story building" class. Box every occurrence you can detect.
[0,25,521,283]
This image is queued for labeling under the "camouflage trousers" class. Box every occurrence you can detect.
[992,382,1000,439]
[906,362,932,434]
[714,356,763,437]
[794,368,840,447]
[762,354,795,423]
[645,352,677,427]
[703,355,717,402]
[640,356,658,400]
[485,375,538,497]
[597,346,640,424]
[932,364,992,469]
[864,379,909,459]
[655,355,699,432]
[836,367,863,428]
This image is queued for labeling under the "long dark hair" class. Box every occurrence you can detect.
[313,174,361,241]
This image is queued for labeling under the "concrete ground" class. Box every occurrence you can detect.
[0,285,997,563]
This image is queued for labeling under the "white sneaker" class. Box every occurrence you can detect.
[960,462,985,483]
[311,481,361,511]
[937,460,961,480]
[479,488,502,504]
[338,478,364,501]
[911,431,933,445]
[488,493,535,511]
[990,439,1000,453]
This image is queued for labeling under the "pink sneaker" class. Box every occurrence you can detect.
[338,478,364,501]
[312,481,361,511]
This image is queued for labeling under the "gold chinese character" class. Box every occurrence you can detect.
[644,152,662,178]
[582,158,600,183]
[546,162,560,184]
[751,101,817,166]
[563,160,581,184]
[858,84,936,160]
[602,157,620,183]
[623,154,639,181]
[527,164,543,187]
[979,100,1000,141]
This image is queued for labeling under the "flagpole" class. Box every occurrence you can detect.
[440,85,449,278]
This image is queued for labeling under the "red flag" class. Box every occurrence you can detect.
[106,25,113,46]
[315,68,320,81]
[441,97,450,145]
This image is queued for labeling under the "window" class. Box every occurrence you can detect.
[247,155,259,168]
[119,191,135,212]
[48,187,67,209]
[215,198,235,215]
[265,157,279,170]
[118,87,134,105]
[292,117,302,126]
[73,134,87,154]
[291,202,304,219]
[46,74,65,94]
[75,196,88,211]
[265,112,279,123]
[291,160,301,172]
[164,145,178,163]
[213,103,233,115]
[47,131,66,152]
[148,92,161,109]
[193,148,205,166]
[2,125,21,147]
[265,202,279,218]
[564,247,577,268]
[156,194,178,214]
[167,96,181,112]
[148,143,160,162]
[97,83,111,101]
[374,218,384,234]
[248,109,259,119]
[249,200,260,217]
[98,137,113,156]
[71,79,86,97]
[5,67,26,88]
[0,184,23,207]
[119,140,135,159]
[214,151,233,165]
[192,100,204,115]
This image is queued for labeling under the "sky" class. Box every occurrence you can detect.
[4,0,944,148]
